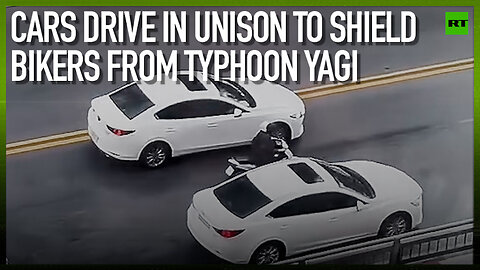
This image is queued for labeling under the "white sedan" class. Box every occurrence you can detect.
[187,157,423,264]
[87,71,305,168]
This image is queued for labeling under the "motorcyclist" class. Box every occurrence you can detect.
[250,131,278,167]
[224,130,292,177]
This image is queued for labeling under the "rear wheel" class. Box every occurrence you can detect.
[140,142,171,168]
[267,123,291,142]
[379,213,411,237]
[250,242,284,265]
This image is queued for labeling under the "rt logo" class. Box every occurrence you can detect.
[445,12,469,35]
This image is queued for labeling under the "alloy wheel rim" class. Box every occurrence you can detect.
[146,146,166,167]
[385,216,407,236]
[256,246,280,264]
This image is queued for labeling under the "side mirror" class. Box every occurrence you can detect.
[356,200,367,212]
[233,108,243,118]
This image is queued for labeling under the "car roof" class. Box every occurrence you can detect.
[136,71,221,109]
[246,157,340,200]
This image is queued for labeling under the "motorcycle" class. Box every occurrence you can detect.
[225,137,293,177]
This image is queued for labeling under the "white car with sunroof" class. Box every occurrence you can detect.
[87,71,305,168]
[187,157,423,264]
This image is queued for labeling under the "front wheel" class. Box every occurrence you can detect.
[140,142,171,168]
[378,213,411,237]
[267,123,291,142]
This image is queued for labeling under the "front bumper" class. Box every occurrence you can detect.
[293,122,305,139]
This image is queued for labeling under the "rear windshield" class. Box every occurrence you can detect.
[214,175,272,218]
[110,83,154,119]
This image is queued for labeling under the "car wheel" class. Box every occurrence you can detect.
[267,123,290,142]
[379,213,411,237]
[140,142,171,168]
[250,242,284,265]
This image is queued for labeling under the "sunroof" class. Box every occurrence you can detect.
[177,74,207,91]
[288,163,324,184]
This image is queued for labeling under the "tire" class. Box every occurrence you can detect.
[267,123,291,142]
[378,213,412,237]
[139,142,171,168]
[250,242,284,265]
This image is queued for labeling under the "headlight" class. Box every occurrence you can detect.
[410,194,422,207]
[290,112,304,119]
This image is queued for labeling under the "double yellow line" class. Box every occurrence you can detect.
[296,58,474,99]
[6,130,90,155]
[6,58,474,156]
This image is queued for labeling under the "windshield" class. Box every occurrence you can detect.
[208,76,256,108]
[288,162,324,184]
[110,83,154,119]
[214,175,271,218]
[177,74,207,91]
[312,160,376,199]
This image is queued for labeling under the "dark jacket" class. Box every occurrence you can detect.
[250,131,276,166]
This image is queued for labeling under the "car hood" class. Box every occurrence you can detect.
[241,81,304,112]
[338,161,423,201]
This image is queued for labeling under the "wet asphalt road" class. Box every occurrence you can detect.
[6,6,474,142]
[6,70,473,263]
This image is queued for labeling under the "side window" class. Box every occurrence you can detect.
[269,192,357,218]
[155,100,237,120]
[316,192,358,213]
[269,198,304,218]
[155,102,192,120]
[201,100,237,116]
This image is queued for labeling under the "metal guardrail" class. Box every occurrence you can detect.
[277,219,473,265]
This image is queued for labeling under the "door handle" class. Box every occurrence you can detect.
[207,123,218,128]
[280,225,289,230]
[329,217,339,222]
[165,128,176,133]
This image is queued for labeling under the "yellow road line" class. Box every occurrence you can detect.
[6,58,474,156]
[6,130,90,155]
[296,58,473,99]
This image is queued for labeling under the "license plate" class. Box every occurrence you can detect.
[225,166,234,176]
[198,214,210,229]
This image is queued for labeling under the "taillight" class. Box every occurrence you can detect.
[214,228,244,238]
[107,125,135,136]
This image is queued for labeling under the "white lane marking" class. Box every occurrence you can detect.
[458,118,473,124]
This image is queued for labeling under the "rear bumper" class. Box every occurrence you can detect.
[88,127,136,161]
[187,205,251,264]
[87,108,139,161]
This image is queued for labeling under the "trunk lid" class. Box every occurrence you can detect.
[192,189,245,230]
[91,95,134,129]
